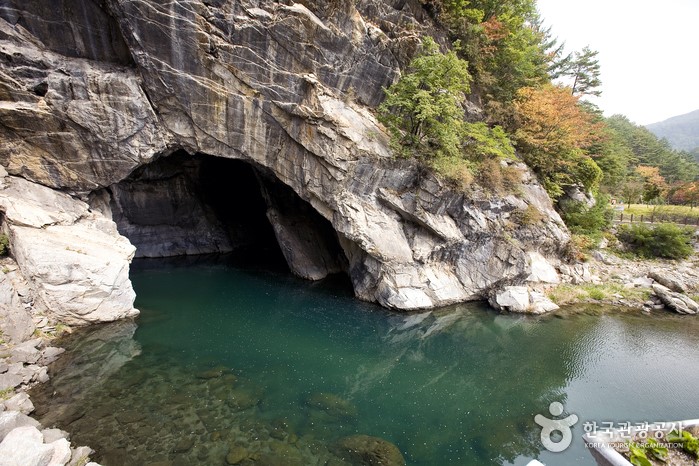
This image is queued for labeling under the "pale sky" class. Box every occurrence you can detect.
[536,0,699,125]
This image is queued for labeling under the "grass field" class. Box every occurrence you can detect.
[615,203,699,221]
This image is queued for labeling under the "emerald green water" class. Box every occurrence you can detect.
[31,257,699,466]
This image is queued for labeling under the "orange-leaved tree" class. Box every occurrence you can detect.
[512,83,603,198]
[634,165,667,203]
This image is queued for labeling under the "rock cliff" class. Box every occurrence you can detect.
[0,0,568,323]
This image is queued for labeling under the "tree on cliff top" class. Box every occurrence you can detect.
[378,36,516,188]
[378,37,516,161]
[553,46,602,97]
[513,84,603,197]
[378,37,472,159]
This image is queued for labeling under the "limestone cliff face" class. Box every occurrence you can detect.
[0,0,569,322]
[0,170,138,325]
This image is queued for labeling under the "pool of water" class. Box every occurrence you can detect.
[30,257,699,465]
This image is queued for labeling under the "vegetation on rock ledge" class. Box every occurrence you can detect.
[378,37,516,190]
[378,0,699,259]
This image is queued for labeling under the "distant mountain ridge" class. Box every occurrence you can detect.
[646,109,699,152]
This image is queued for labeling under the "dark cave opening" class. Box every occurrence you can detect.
[197,155,286,264]
[103,150,348,281]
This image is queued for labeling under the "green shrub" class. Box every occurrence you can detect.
[560,194,613,235]
[512,204,545,226]
[378,36,471,160]
[562,233,598,262]
[430,155,475,190]
[462,122,516,161]
[586,288,606,300]
[0,234,8,256]
[616,223,694,260]
[378,36,521,193]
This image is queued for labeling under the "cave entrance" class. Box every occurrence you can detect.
[101,151,348,281]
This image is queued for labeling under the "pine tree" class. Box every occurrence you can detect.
[568,46,602,97]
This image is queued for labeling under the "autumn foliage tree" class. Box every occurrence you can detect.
[634,165,668,203]
[512,84,603,197]
[431,0,551,122]
[668,181,699,206]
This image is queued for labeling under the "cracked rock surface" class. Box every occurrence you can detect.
[0,0,569,316]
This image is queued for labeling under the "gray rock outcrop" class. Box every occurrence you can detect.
[652,284,699,315]
[0,265,35,344]
[648,271,688,293]
[0,173,139,325]
[0,0,570,315]
[489,286,559,314]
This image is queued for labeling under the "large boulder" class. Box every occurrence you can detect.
[648,271,688,293]
[0,426,55,466]
[489,286,559,314]
[0,175,138,325]
[0,411,40,441]
[652,284,699,315]
[0,425,74,466]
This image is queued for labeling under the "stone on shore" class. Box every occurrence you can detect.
[0,426,54,466]
[0,373,23,391]
[489,286,559,314]
[41,428,69,443]
[3,392,34,415]
[0,411,40,441]
[648,271,688,293]
[8,338,42,364]
[38,347,66,366]
[652,284,699,315]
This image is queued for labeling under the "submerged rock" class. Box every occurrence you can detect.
[306,392,358,419]
[226,388,261,412]
[172,437,195,453]
[115,410,146,425]
[336,434,406,466]
[225,445,248,465]
[196,366,230,379]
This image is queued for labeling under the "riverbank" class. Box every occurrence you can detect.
[0,255,102,466]
[553,246,699,314]
[0,337,102,466]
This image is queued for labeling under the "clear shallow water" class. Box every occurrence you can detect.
[30,257,699,466]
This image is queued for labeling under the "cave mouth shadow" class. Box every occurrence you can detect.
[101,150,350,283]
